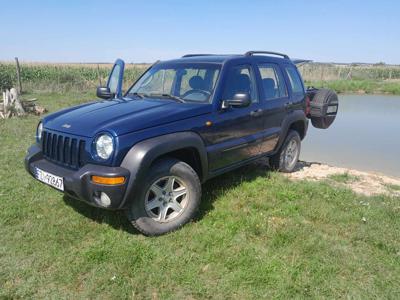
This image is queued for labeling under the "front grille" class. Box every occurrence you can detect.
[42,131,86,169]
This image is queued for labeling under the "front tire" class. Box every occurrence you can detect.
[126,158,201,236]
[269,130,301,173]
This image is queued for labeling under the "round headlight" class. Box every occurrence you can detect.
[36,122,43,142]
[95,133,114,160]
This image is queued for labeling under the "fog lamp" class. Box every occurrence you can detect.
[96,192,111,207]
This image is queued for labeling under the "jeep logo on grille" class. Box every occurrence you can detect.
[62,124,71,128]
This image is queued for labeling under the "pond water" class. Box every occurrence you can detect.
[301,94,400,177]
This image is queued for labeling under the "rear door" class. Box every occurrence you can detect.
[255,63,289,154]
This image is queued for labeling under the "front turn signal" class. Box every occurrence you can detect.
[91,176,125,185]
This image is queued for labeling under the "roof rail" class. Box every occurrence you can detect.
[245,51,289,59]
[182,54,215,58]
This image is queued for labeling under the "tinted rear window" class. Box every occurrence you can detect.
[285,66,304,94]
[257,63,288,100]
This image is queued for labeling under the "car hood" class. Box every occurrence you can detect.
[43,98,212,137]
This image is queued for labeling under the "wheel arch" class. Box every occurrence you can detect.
[289,120,306,140]
[275,110,308,152]
[153,148,203,180]
[119,132,208,209]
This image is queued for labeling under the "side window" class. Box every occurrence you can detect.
[285,66,304,94]
[257,64,288,100]
[222,65,258,103]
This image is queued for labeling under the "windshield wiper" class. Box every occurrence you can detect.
[150,93,185,103]
[129,92,145,99]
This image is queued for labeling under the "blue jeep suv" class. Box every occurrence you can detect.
[25,51,338,235]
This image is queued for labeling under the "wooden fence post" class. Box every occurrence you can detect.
[346,66,353,80]
[3,91,7,115]
[15,57,22,94]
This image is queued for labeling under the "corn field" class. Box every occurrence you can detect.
[298,63,400,81]
[0,62,149,93]
[1,61,400,94]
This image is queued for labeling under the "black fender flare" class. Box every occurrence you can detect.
[119,131,208,209]
[275,110,308,152]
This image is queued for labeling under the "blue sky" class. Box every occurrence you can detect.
[1,0,399,64]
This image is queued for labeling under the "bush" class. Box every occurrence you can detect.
[0,62,148,93]
[0,64,14,91]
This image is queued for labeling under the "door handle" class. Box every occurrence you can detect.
[250,109,262,117]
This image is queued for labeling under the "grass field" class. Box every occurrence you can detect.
[305,79,400,95]
[2,61,400,95]
[1,91,400,298]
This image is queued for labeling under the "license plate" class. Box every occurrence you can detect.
[327,105,338,114]
[35,167,64,191]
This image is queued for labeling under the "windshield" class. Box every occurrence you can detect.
[127,63,221,103]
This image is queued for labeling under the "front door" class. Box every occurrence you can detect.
[203,64,265,171]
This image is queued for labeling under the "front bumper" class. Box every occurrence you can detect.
[25,145,130,209]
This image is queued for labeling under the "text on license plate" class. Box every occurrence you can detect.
[35,167,64,191]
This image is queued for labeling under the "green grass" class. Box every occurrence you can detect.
[1,91,400,298]
[305,79,400,95]
[386,184,400,192]
[328,172,360,184]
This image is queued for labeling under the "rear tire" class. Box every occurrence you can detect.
[126,158,201,236]
[269,130,301,173]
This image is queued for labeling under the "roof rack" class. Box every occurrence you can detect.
[245,51,289,59]
[182,51,290,59]
[182,54,216,58]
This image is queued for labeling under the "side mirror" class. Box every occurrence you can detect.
[222,93,251,109]
[97,86,114,99]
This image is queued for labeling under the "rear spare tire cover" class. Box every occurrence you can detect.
[310,88,339,129]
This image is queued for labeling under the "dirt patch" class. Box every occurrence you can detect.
[267,216,287,229]
[286,161,400,197]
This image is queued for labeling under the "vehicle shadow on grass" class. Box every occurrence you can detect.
[62,158,310,234]
[62,196,138,234]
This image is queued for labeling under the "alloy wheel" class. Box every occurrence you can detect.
[144,176,188,223]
